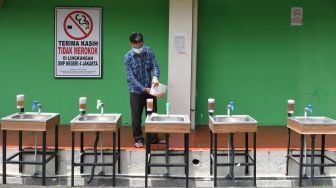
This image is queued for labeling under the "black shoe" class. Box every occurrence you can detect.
[134,138,144,148]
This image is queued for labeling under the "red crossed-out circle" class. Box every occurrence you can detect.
[63,10,93,40]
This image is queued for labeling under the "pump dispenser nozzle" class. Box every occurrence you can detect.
[17,94,25,113]
[287,99,295,117]
[79,97,87,115]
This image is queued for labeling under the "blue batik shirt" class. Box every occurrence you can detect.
[124,46,160,94]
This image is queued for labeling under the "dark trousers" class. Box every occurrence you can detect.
[130,93,158,141]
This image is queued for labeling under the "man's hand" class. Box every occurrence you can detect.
[152,77,159,87]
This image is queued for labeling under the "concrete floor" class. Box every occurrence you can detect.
[2,126,336,187]
[1,175,336,187]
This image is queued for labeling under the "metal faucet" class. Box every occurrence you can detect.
[227,101,234,117]
[32,101,42,114]
[97,100,104,115]
[304,104,313,118]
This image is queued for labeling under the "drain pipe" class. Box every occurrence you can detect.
[227,135,230,173]
[33,132,38,176]
[304,138,307,176]
[31,101,41,177]
[88,132,100,184]
[165,133,170,176]
[98,134,105,176]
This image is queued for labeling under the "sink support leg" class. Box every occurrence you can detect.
[80,132,84,173]
[210,130,213,175]
[165,133,170,176]
[118,129,121,174]
[253,132,256,187]
[113,132,116,186]
[214,133,217,187]
[311,134,316,185]
[42,131,46,186]
[34,132,38,176]
[19,131,23,173]
[71,132,75,187]
[185,133,189,187]
[229,133,235,178]
[3,130,7,184]
[55,124,59,174]
[320,134,325,175]
[245,133,249,175]
[299,134,304,187]
[286,128,291,176]
[145,133,150,188]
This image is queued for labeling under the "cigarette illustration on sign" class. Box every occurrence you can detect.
[64,10,93,40]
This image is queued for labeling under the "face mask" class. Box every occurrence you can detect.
[132,47,144,54]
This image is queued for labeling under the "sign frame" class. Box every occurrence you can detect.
[54,7,102,78]
[291,7,303,26]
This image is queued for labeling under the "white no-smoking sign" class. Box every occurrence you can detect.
[291,7,303,26]
[55,7,102,78]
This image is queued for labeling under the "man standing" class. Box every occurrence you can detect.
[124,32,160,148]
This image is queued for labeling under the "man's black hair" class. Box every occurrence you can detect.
[130,32,144,43]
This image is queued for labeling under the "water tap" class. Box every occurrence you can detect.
[227,101,235,117]
[166,102,170,116]
[32,101,42,114]
[97,100,104,115]
[304,104,313,118]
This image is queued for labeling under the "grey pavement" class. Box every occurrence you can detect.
[1,175,336,187]
[2,149,336,187]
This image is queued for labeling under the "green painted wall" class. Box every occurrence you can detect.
[0,0,168,125]
[196,0,336,125]
[2,0,336,127]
